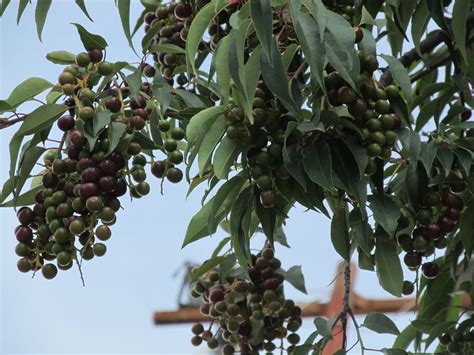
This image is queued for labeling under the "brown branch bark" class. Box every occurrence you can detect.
[379,12,474,86]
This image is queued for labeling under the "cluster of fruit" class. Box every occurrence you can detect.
[190,248,302,354]
[13,49,162,279]
[322,0,356,23]
[438,315,474,354]
[398,177,466,281]
[325,51,401,175]
[224,81,298,209]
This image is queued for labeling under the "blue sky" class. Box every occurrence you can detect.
[1,2,414,354]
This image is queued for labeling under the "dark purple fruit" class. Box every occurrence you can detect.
[402,281,414,295]
[42,172,59,188]
[424,223,442,240]
[259,190,277,208]
[422,262,439,279]
[88,49,103,63]
[79,183,99,199]
[348,99,368,116]
[174,3,192,19]
[105,97,122,113]
[99,176,116,193]
[16,225,33,243]
[437,217,455,233]
[57,115,75,131]
[69,130,85,146]
[17,207,34,225]
[404,252,422,268]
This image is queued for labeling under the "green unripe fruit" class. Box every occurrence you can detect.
[63,65,78,76]
[54,227,71,244]
[86,196,103,212]
[69,219,86,235]
[135,182,150,196]
[169,150,183,164]
[367,143,382,157]
[72,198,85,212]
[76,52,91,67]
[226,125,240,139]
[58,72,76,85]
[46,206,58,221]
[367,118,382,132]
[158,120,171,132]
[100,207,116,223]
[48,219,63,234]
[52,243,65,255]
[57,251,72,266]
[375,88,387,101]
[164,139,178,152]
[374,100,390,114]
[190,336,202,346]
[42,264,58,280]
[62,84,75,95]
[51,191,67,205]
[98,61,114,76]
[93,243,107,257]
[385,85,400,100]
[170,127,186,140]
[252,97,266,109]
[15,243,30,257]
[416,209,432,225]
[370,132,386,145]
[256,175,272,190]
[17,258,32,273]
[79,106,94,121]
[96,225,111,241]
[384,130,397,145]
[166,167,183,183]
[380,114,395,129]
[132,169,147,183]
[133,154,147,166]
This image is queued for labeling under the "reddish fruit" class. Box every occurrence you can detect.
[17,207,34,225]
[57,115,75,131]
[424,223,442,240]
[422,262,439,279]
[445,208,461,221]
[437,217,455,233]
[404,252,422,268]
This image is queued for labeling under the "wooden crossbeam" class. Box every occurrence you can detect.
[154,262,471,326]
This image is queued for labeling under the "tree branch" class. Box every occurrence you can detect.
[379,12,474,86]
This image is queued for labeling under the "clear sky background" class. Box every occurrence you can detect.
[1,1,414,354]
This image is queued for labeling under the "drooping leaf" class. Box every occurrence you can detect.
[117,0,136,52]
[186,1,230,71]
[16,145,45,196]
[314,317,334,339]
[72,23,108,50]
[331,202,350,261]
[349,208,372,256]
[368,194,400,236]
[5,77,53,110]
[198,117,226,176]
[0,185,42,208]
[46,50,77,65]
[363,313,400,335]
[375,237,403,297]
[75,0,93,22]
[381,54,413,104]
[452,0,470,63]
[17,104,67,136]
[16,0,29,24]
[213,136,242,179]
[279,265,307,294]
[106,122,127,155]
[35,0,52,41]
[249,0,272,64]
[93,109,112,136]
[301,142,333,190]
[411,0,429,56]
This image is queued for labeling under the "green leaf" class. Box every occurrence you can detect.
[436,147,453,176]
[279,265,307,294]
[35,0,52,41]
[293,331,318,355]
[215,35,232,102]
[72,23,108,50]
[453,0,470,63]
[243,45,262,105]
[16,0,29,24]
[75,0,93,22]
[93,110,112,136]
[411,0,429,56]
[349,208,372,256]
[117,0,135,52]
[382,349,408,355]
[419,141,438,175]
[261,38,300,118]
[186,106,225,146]
[459,201,474,251]
[363,313,400,335]
[331,203,350,261]
[5,77,53,110]
[190,256,225,282]
[230,186,254,271]
[46,50,77,65]
[325,32,358,92]
[368,194,400,235]
[375,237,403,297]
[141,20,163,52]
[183,196,226,247]
[16,145,45,196]
[0,0,11,16]
[292,11,325,92]
[249,0,272,63]
[107,122,127,155]
[0,185,42,208]
[198,117,226,176]
[213,136,241,179]
[17,104,67,136]
[301,142,333,190]
[381,54,413,104]
[314,317,334,339]
[186,1,230,71]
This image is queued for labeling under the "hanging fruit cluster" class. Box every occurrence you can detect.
[190,248,301,354]
[13,48,179,279]
[438,315,474,354]
[325,51,401,176]
[397,169,468,281]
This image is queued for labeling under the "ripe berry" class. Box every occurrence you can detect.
[424,223,442,240]
[41,264,58,280]
[174,3,192,19]
[259,190,277,208]
[87,49,103,63]
[57,115,75,131]
[166,167,183,183]
[105,97,122,113]
[422,262,439,279]
[404,252,422,268]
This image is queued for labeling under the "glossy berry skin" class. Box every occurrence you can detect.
[404,252,422,268]
[422,262,439,279]
[424,223,442,240]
